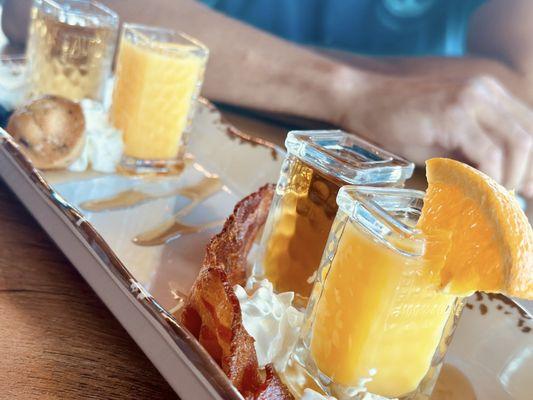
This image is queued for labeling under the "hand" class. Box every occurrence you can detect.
[340,75,533,196]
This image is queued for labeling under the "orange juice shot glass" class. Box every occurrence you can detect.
[255,130,414,305]
[111,24,208,174]
[290,186,464,400]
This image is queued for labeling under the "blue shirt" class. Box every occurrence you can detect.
[200,0,486,56]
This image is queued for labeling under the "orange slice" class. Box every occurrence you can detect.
[417,158,532,298]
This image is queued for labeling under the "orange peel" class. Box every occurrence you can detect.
[419,158,533,298]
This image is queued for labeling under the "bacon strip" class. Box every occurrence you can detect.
[181,267,262,397]
[256,365,295,400]
[180,184,294,399]
[203,184,275,286]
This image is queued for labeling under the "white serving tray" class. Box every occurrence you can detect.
[0,100,532,400]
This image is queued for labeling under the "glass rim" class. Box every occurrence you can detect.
[33,0,119,28]
[285,130,414,185]
[34,0,119,25]
[121,23,209,55]
[336,185,449,258]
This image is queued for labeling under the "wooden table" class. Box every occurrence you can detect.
[0,182,180,399]
[1,107,532,399]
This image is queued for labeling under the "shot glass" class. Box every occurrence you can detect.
[26,0,119,102]
[291,186,464,399]
[111,24,209,174]
[255,130,414,304]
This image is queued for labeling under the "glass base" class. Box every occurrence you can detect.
[119,154,188,176]
[289,299,466,400]
[290,343,437,400]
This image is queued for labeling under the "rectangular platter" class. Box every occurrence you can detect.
[1,99,532,400]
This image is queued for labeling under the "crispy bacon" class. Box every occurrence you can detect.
[180,184,293,399]
[182,267,262,397]
[203,183,275,286]
[256,365,295,400]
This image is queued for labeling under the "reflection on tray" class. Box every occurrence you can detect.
[134,218,224,247]
[80,174,221,212]
[80,173,225,246]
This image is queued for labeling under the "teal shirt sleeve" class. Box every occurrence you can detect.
[200,0,487,56]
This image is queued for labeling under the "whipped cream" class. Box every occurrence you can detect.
[234,276,391,399]
[0,60,28,111]
[68,99,123,173]
[234,278,304,371]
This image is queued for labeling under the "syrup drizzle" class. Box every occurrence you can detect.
[133,219,224,246]
[132,176,224,246]
[79,175,221,212]
[78,175,224,245]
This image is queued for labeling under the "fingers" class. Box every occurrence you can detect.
[524,157,533,197]
[459,76,533,194]
[488,82,533,197]
[477,106,533,191]
[478,76,533,133]
[455,118,504,183]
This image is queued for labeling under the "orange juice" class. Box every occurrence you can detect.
[111,24,208,162]
[292,159,533,399]
[291,187,462,399]
[310,221,457,398]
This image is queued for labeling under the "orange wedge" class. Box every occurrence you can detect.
[417,158,533,298]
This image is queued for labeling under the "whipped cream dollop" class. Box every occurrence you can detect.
[68,99,123,173]
[234,278,304,371]
[234,276,392,399]
[0,61,28,111]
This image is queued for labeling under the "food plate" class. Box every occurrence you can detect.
[0,100,532,400]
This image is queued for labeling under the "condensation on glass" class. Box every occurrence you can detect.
[255,130,415,303]
[26,0,119,102]
[111,24,209,174]
[290,186,464,399]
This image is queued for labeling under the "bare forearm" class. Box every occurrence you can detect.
[468,0,533,83]
[383,56,533,106]
[327,50,533,107]
[2,0,380,125]
[106,0,383,123]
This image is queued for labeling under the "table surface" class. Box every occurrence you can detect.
[1,107,532,399]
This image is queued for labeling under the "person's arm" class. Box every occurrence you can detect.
[469,0,533,83]
[341,0,533,106]
[320,0,533,195]
[407,0,533,195]
[3,0,533,196]
[2,0,382,126]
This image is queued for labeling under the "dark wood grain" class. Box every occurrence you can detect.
[0,181,178,399]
